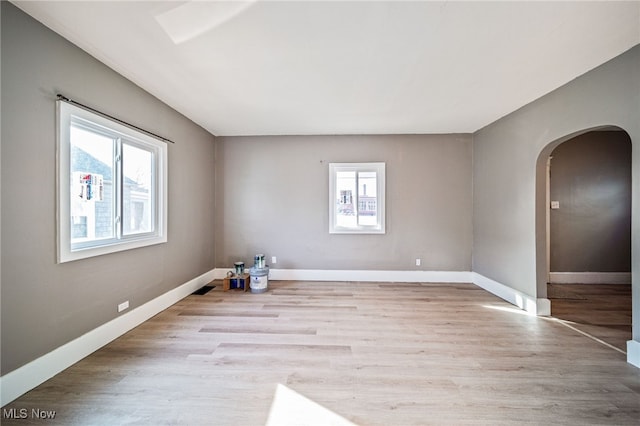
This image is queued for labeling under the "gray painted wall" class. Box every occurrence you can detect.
[550,131,632,273]
[1,3,217,374]
[473,45,639,340]
[3,0,638,380]
[215,134,472,272]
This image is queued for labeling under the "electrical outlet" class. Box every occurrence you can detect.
[118,301,129,313]
[415,258,421,266]
[272,256,277,264]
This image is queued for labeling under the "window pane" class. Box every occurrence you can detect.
[58,101,168,263]
[329,162,384,234]
[123,143,153,235]
[70,126,115,244]
[335,171,357,228]
[357,171,377,226]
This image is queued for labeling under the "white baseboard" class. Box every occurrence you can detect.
[549,272,631,284]
[223,268,550,315]
[5,267,614,406]
[535,298,551,316]
[212,268,231,280]
[471,272,550,316]
[0,268,217,407]
[266,268,473,283]
[233,268,549,315]
[628,340,640,368]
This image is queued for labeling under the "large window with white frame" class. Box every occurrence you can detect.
[329,162,385,234]
[57,101,168,263]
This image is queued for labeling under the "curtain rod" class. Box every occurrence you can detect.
[56,94,175,144]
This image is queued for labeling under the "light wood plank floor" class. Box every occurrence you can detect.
[548,283,632,352]
[3,281,639,425]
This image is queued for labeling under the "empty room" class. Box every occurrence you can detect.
[1,1,639,425]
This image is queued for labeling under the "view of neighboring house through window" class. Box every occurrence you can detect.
[122,143,153,235]
[329,162,385,234]
[58,101,167,263]
[70,125,115,243]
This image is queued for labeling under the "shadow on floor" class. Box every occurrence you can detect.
[547,283,632,352]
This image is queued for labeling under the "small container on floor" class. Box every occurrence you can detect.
[249,266,269,293]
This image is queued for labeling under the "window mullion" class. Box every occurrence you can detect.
[58,100,168,263]
[354,170,360,223]
[115,138,123,239]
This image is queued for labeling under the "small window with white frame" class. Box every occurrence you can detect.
[57,100,168,263]
[329,162,385,234]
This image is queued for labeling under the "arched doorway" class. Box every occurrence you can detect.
[536,126,633,352]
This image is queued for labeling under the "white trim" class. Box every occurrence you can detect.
[549,272,632,284]
[1,267,596,406]
[329,162,386,234]
[535,298,551,316]
[225,268,551,315]
[266,268,472,283]
[0,269,217,407]
[57,101,169,263]
[237,268,551,315]
[471,272,550,316]
[212,268,230,280]
[627,340,640,368]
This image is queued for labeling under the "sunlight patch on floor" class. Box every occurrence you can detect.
[483,303,627,355]
[266,384,356,426]
[482,304,535,316]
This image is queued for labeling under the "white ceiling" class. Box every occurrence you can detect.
[13,1,640,136]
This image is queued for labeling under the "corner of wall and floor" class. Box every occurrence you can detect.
[1,266,560,407]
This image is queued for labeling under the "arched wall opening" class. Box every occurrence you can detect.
[535,125,633,348]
